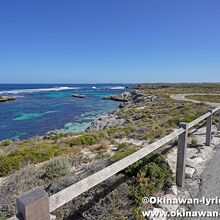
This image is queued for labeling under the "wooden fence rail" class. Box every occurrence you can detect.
[8,106,220,220]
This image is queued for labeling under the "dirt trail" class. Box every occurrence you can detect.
[170,93,220,107]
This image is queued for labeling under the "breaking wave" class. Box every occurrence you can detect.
[0,87,78,95]
[110,86,125,90]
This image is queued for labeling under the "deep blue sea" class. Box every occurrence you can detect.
[0,84,127,141]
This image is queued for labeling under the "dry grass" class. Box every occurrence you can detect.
[98,139,110,151]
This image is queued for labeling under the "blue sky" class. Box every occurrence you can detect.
[0,0,220,83]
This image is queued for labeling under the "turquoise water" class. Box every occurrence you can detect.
[44,91,73,98]
[0,84,126,141]
[61,122,92,133]
[14,111,58,121]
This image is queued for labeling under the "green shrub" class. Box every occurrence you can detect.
[94,131,108,140]
[0,214,6,220]
[133,208,145,220]
[9,143,59,163]
[111,145,173,202]
[110,143,137,163]
[118,216,127,220]
[0,155,22,176]
[186,95,220,103]
[128,154,173,205]
[182,112,203,123]
[106,126,134,138]
[0,140,13,147]
[46,156,71,179]
[166,117,180,127]
[191,138,198,147]
[69,134,98,146]
[0,140,78,177]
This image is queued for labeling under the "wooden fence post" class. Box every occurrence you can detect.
[206,109,213,146]
[218,111,220,131]
[176,122,188,187]
[16,186,50,220]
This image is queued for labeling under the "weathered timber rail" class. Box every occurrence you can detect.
[8,106,220,220]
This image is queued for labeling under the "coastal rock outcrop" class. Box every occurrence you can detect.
[89,90,157,131]
[72,94,85,98]
[104,90,157,105]
[104,91,131,102]
[130,90,157,103]
[87,114,125,131]
[0,96,16,103]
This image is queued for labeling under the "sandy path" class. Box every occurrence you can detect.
[170,93,220,107]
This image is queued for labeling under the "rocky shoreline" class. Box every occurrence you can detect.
[103,90,157,104]
[87,90,157,131]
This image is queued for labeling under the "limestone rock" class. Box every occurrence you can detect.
[0,96,16,103]
[87,114,125,131]
[50,215,56,220]
[110,146,118,151]
[72,94,85,98]
[104,91,132,102]
[185,167,196,178]
[167,185,178,196]
[104,90,157,104]
[191,156,204,164]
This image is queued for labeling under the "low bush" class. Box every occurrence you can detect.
[69,134,98,146]
[0,141,78,177]
[0,214,6,220]
[0,140,13,147]
[112,148,173,206]
[0,155,22,176]
[45,156,71,179]
[127,153,173,205]
[191,138,198,147]
[106,126,134,138]
[99,139,110,150]
[186,95,220,103]
[110,143,137,163]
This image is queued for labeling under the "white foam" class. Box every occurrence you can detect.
[110,86,125,90]
[0,86,78,95]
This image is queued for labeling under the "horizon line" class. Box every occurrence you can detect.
[1,82,220,85]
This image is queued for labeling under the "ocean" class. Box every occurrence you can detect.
[0,84,127,141]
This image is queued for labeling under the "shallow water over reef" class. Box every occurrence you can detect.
[0,84,126,141]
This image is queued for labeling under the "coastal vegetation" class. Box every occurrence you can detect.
[139,83,220,94]
[69,134,99,146]
[186,94,220,103]
[190,138,198,147]
[0,215,6,220]
[110,145,173,219]
[46,156,71,179]
[0,137,80,177]
[103,94,208,142]
[129,154,173,206]
[1,83,220,219]
[110,143,138,163]
[111,145,173,206]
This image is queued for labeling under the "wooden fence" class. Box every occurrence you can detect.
[8,106,220,220]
